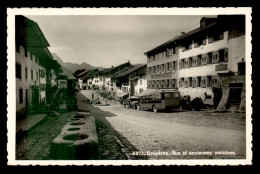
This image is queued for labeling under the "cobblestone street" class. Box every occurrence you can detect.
[81,90,246,159]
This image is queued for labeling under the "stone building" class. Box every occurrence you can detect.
[15,15,57,117]
[102,61,131,92]
[144,15,246,110]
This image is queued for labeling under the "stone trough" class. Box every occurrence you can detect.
[50,114,99,160]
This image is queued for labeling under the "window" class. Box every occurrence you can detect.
[184,59,189,68]
[197,77,201,87]
[25,67,27,79]
[238,62,245,75]
[36,71,38,80]
[157,65,160,73]
[189,77,192,87]
[173,61,176,70]
[219,49,225,62]
[224,48,228,62]
[179,78,184,87]
[201,54,208,65]
[153,66,156,73]
[166,79,169,87]
[149,67,152,74]
[188,57,192,67]
[212,51,219,63]
[184,78,188,88]
[167,62,170,71]
[139,88,143,94]
[180,59,185,69]
[207,52,213,64]
[201,77,207,88]
[19,88,23,104]
[192,57,197,67]
[197,55,202,66]
[172,79,176,88]
[140,80,142,85]
[166,48,170,57]
[160,64,164,71]
[182,42,192,52]
[24,48,27,57]
[194,36,206,48]
[207,76,212,87]
[208,31,224,43]
[192,77,197,88]
[169,62,172,70]
[16,63,21,79]
[31,70,33,80]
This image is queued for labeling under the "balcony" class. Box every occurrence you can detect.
[215,63,228,74]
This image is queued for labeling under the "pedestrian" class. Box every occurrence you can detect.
[92,92,94,100]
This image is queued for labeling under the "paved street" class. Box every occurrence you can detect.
[80,90,246,159]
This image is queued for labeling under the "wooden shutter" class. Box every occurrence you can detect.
[212,51,219,63]
[224,48,228,62]
[201,76,207,88]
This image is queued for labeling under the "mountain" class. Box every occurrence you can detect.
[52,53,104,75]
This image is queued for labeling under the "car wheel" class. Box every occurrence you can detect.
[153,106,158,113]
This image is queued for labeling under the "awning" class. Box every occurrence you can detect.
[116,92,129,98]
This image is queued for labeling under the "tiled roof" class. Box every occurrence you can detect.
[112,64,146,79]
[144,22,218,54]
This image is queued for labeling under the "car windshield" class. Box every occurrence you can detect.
[164,93,173,99]
[162,92,180,99]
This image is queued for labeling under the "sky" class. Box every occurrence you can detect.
[26,15,215,68]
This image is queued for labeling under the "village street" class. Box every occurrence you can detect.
[79,90,246,159]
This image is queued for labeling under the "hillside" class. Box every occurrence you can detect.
[52,53,104,76]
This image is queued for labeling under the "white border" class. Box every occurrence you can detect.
[7,7,252,166]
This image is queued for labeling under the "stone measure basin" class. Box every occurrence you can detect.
[67,127,81,131]
[70,122,86,126]
[63,133,89,141]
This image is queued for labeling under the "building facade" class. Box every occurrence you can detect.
[144,15,246,110]
[16,15,61,117]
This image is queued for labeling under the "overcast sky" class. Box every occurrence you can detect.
[26,15,215,68]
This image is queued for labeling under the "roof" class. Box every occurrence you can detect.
[77,69,90,77]
[144,22,218,55]
[112,64,146,79]
[103,61,131,75]
[81,69,99,81]
[16,15,50,48]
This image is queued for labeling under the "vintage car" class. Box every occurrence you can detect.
[123,96,140,109]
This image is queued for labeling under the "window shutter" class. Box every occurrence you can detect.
[219,32,224,40]
[208,37,213,44]
[212,51,219,63]
[202,39,206,45]
[224,48,228,62]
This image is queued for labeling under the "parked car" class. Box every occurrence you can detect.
[123,96,140,109]
[137,89,181,112]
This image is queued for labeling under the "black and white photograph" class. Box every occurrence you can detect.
[7,8,252,165]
